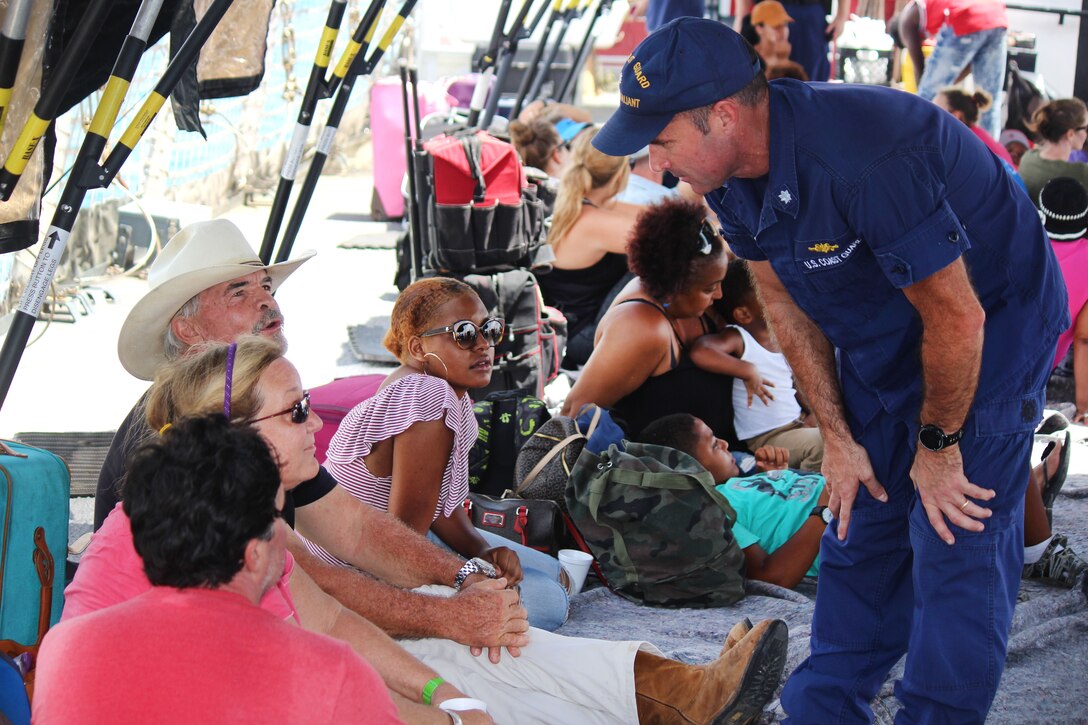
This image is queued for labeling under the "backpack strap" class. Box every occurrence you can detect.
[515,431,586,496]
[461,136,487,204]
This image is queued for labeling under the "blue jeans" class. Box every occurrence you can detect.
[427,529,569,631]
[917,25,1008,138]
[782,383,1044,722]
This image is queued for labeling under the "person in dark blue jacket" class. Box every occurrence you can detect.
[593,18,1069,723]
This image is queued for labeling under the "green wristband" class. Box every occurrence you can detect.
[422,677,444,705]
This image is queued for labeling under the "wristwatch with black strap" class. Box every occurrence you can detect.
[810,505,833,525]
[918,423,964,452]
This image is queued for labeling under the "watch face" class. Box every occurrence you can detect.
[472,557,498,578]
[821,507,834,525]
[919,425,945,451]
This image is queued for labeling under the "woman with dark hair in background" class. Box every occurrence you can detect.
[1019,98,1088,204]
[560,198,736,444]
[933,86,1014,165]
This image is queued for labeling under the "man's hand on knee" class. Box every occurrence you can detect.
[824,438,887,541]
[910,447,994,545]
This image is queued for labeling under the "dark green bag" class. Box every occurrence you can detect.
[565,442,746,608]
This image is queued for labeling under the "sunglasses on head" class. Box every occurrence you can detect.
[420,318,505,349]
[252,392,311,425]
[696,220,718,255]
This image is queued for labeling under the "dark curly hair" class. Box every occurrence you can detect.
[124,414,281,589]
[627,197,725,300]
[714,258,756,322]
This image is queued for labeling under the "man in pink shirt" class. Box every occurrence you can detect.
[35,416,401,724]
[900,0,1009,137]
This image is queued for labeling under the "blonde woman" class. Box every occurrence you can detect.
[539,126,641,366]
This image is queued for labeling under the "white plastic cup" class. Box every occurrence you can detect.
[439,698,489,714]
[558,549,594,595]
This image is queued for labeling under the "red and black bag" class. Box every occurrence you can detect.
[419,131,547,274]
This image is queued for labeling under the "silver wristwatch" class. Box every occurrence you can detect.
[453,557,498,590]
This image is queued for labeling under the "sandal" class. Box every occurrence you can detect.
[1041,431,1071,526]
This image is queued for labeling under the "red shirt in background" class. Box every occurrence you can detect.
[923,0,1008,36]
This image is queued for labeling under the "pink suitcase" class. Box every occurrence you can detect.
[309,374,386,462]
[369,78,452,220]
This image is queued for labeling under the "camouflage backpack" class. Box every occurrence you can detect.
[565,441,746,608]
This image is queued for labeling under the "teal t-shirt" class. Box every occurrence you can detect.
[715,469,826,577]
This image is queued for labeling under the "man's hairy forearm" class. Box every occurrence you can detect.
[907,268,985,430]
[752,273,854,445]
[289,537,468,640]
[295,487,466,589]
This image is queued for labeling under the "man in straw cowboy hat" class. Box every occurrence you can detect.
[592,17,1068,723]
[91,219,530,653]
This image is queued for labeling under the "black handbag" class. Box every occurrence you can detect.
[463,493,567,557]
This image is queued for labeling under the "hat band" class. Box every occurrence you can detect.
[1049,226,1088,241]
[1038,198,1088,222]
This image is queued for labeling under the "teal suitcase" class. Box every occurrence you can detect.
[0,440,69,661]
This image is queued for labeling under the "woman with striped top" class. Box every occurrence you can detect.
[312,278,570,630]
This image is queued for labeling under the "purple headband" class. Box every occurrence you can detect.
[223,342,237,419]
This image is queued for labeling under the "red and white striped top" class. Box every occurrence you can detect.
[304,374,476,569]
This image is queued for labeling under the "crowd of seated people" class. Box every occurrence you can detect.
[61,224,792,723]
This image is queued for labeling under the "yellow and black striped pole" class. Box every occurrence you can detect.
[0,0,114,202]
[272,0,419,264]
[0,0,232,411]
[259,0,383,263]
[0,0,33,133]
[98,0,235,185]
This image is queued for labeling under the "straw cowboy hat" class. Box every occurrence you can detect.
[118,219,314,380]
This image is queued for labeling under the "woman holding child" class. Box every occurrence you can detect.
[560,198,738,442]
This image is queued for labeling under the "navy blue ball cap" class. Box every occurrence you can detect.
[593,18,762,157]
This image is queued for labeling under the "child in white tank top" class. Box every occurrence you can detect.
[691,259,825,472]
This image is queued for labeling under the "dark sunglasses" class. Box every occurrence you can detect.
[251,392,311,425]
[420,318,505,349]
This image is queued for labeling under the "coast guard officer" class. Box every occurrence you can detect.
[592,18,1068,723]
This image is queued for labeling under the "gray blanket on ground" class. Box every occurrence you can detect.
[556,472,1088,723]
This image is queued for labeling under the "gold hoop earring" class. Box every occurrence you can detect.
[423,352,449,379]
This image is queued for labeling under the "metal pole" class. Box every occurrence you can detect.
[274,0,419,263]
[557,0,609,103]
[481,0,543,128]
[510,0,563,118]
[258,0,380,263]
[0,0,33,132]
[1075,0,1088,100]
[0,0,117,202]
[466,0,515,128]
[0,0,220,412]
[525,0,581,104]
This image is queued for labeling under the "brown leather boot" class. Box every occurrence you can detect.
[634,618,787,725]
[723,617,754,652]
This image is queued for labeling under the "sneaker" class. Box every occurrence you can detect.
[1023,536,1087,588]
[1037,410,1071,435]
